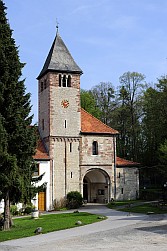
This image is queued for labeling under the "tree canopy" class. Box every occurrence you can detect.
[0,0,37,230]
[81,73,167,188]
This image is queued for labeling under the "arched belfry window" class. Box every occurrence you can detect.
[92,141,98,155]
[63,75,66,87]
[59,74,71,87]
[67,75,71,87]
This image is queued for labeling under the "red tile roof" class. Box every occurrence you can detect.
[116,157,140,167]
[33,138,50,160]
[81,109,119,134]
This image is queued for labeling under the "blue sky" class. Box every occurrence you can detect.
[4,0,167,123]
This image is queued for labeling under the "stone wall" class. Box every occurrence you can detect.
[80,135,114,165]
[51,137,80,201]
[38,73,50,139]
[116,167,139,200]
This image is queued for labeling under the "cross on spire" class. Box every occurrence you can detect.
[56,19,59,33]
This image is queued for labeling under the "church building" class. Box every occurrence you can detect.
[32,30,140,211]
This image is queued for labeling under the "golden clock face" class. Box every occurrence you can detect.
[61,100,69,108]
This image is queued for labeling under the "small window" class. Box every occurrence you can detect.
[42,119,44,130]
[92,141,98,155]
[59,74,61,87]
[118,172,121,178]
[67,75,71,87]
[32,163,39,177]
[98,189,104,195]
[63,75,66,87]
[71,172,73,178]
[64,120,67,128]
[121,188,124,194]
[70,142,72,152]
[44,79,47,89]
[41,82,43,92]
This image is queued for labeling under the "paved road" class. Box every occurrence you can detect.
[0,204,167,251]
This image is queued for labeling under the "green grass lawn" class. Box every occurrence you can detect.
[107,200,167,214]
[107,200,142,209]
[0,212,106,242]
[119,204,167,214]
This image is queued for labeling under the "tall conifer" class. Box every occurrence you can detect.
[0,0,37,229]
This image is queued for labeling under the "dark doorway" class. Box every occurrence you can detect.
[83,177,88,201]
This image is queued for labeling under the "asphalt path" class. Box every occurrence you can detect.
[0,204,167,251]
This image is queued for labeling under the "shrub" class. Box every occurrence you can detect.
[66,191,83,209]
[10,205,18,216]
[24,205,34,214]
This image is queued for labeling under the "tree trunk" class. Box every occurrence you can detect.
[3,191,10,230]
[10,214,14,227]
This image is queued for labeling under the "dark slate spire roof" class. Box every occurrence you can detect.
[37,32,83,79]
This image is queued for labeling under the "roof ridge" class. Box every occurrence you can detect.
[116,156,140,166]
[81,108,119,134]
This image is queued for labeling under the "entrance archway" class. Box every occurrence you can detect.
[83,169,110,203]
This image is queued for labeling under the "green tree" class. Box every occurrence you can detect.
[80,89,101,119]
[159,140,167,181]
[140,76,167,188]
[142,76,167,166]
[111,86,132,158]
[117,72,146,161]
[90,82,116,125]
[0,0,37,230]
[142,87,160,166]
[159,140,167,164]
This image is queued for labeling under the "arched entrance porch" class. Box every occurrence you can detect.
[83,168,111,203]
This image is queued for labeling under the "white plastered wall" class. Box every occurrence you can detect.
[32,160,51,211]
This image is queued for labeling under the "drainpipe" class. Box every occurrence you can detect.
[108,180,110,203]
[113,136,117,200]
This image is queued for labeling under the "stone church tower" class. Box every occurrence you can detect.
[37,31,83,203]
[35,30,139,209]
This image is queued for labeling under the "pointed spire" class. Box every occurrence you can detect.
[37,30,83,80]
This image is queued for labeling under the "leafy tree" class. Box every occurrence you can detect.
[141,87,160,166]
[159,140,167,164]
[0,0,37,230]
[90,82,116,125]
[111,86,132,158]
[142,76,167,166]
[148,140,167,188]
[139,76,167,189]
[117,72,146,161]
[159,140,167,183]
[80,89,101,119]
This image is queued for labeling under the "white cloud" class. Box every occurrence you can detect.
[70,1,107,15]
